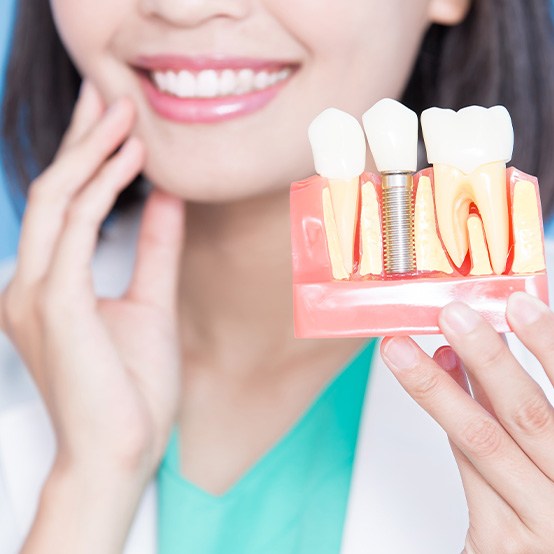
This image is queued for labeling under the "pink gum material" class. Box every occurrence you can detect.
[290,167,549,337]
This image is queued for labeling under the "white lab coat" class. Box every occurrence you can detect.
[1,205,553,554]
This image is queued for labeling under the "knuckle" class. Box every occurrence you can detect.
[511,393,553,436]
[3,283,29,331]
[460,417,504,458]
[476,342,506,371]
[410,369,442,400]
[27,178,47,202]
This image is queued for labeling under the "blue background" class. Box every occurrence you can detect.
[0,1,553,262]
[0,0,18,261]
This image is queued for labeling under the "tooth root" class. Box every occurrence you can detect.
[328,178,359,274]
[468,214,493,275]
[433,162,509,274]
[433,164,470,267]
[359,181,383,276]
[511,180,546,273]
[322,187,349,280]
[414,176,453,273]
[470,163,509,274]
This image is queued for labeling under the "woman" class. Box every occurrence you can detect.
[1,0,554,552]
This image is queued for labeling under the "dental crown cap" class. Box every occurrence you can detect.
[421,105,514,175]
[362,98,418,172]
[308,108,366,179]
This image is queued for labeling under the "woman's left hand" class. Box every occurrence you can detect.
[380,292,554,554]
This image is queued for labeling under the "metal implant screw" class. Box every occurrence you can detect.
[381,172,416,275]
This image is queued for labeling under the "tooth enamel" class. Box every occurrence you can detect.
[308,108,366,180]
[197,69,218,98]
[277,68,290,82]
[468,214,493,275]
[236,69,255,94]
[167,71,179,93]
[176,70,195,97]
[220,69,237,95]
[153,71,168,92]
[268,72,278,86]
[309,108,365,275]
[422,106,514,175]
[359,181,383,276]
[254,71,269,90]
[414,176,453,273]
[421,106,513,274]
[511,180,546,273]
[362,98,418,172]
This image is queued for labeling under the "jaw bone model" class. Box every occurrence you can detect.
[290,100,548,337]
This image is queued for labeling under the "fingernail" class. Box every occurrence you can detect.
[441,302,480,334]
[435,347,458,372]
[507,292,545,326]
[383,337,418,370]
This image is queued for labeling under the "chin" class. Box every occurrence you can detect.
[141,157,292,203]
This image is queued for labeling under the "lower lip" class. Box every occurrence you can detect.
[138,72,290,124]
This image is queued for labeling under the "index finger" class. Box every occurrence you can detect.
[56,79,106,157]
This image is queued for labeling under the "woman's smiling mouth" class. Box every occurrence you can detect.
[133,55,298,123]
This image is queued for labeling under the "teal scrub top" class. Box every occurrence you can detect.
[157,339,377,553]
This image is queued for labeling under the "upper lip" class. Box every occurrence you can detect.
[133,54,298,72]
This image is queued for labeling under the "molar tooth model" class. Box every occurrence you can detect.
[290,99,549,337]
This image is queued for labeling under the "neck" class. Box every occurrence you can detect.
[177,188,365,378]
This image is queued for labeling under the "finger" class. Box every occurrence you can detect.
[435,343,498,418]
[507,292,554,389]
[14,98,135,286]
[439,302,554,482]
[434,348,522,524]
[125,188,185,314]
[381,336,554,524]
[45,137,145,296]
[448,438,522,529]
[56,80,106,157]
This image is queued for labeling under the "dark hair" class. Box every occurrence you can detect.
[2,0,554,221]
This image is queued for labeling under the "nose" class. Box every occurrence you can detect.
[140,0,251,28]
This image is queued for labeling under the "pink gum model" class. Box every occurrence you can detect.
[290,167,549,337]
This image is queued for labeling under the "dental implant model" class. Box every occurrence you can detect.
[290,100,549,337]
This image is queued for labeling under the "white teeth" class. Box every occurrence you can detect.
[219,69,237,95]
[254,71,269,90]
[362,98,418,173]
[197,69,218,98]
[236,68,255,94]
[308,108,366,180]
[421,105,514,174]
[176,70,195,97]
[150,66,292,98]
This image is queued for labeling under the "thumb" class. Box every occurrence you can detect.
[126,187,186,313]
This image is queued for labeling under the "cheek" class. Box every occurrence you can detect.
[270,0,430,113]
[49,0,125,84]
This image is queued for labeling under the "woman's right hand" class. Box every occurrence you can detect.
[0,81,186,552]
